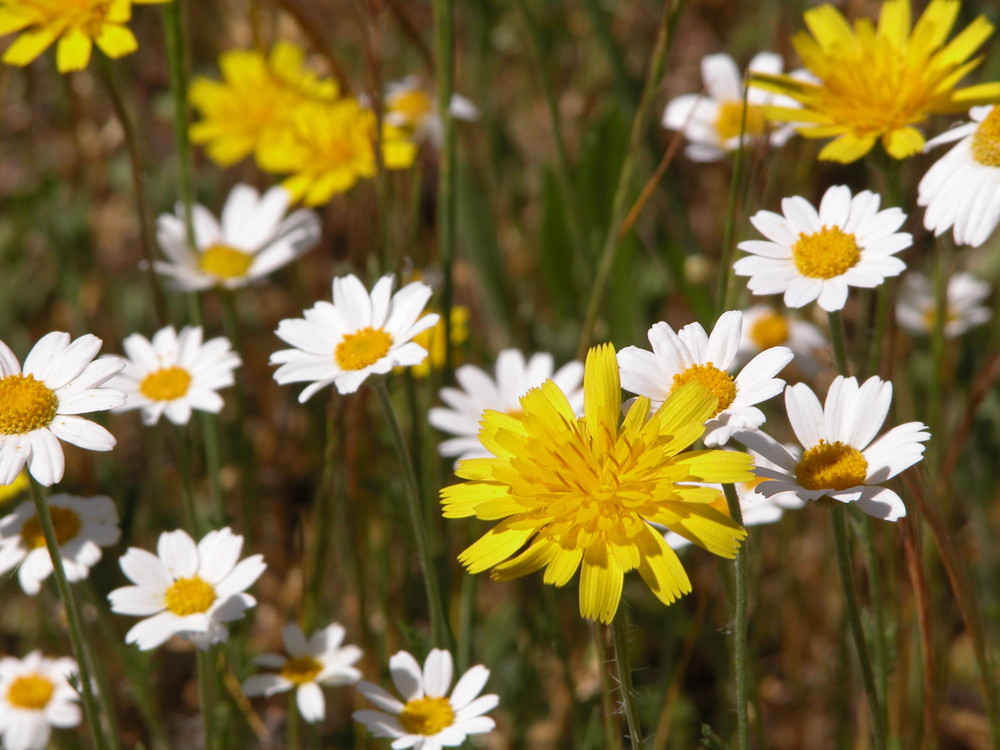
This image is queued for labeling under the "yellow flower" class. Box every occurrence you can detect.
[258,98,417,206]
[189,41,339,168]
[0,471,28,507]
[752,0,1000,163]
[407,306,470,378]
[441,344,752,623]
[0,0,169,73]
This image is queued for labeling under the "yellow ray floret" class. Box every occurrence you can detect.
[750,0,1000,163]
[440,343,753,623]
[0,0,170,73]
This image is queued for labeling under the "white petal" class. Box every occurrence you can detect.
[296,681,326,723]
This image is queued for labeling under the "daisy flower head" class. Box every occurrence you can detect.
[750,0,1000,163]
[441,344,753,624]
[110,325,241,426]
[0,332,125,487]
[154,184,321,291]
[189,42,339,168]
[736,185,912,312]
[663,51,801,162]
[429,348,585,463]
[257,98,416,206]
[107,527,266,651]
[0,493,120,595]
[385,76,479,145]
[736,376,930,522]
[0,651,79,750]
[618,310,793,447]
[271,274,440,400]
[243,622,362,723]
[896,271,992,339]
[737,305,826,376]
[919,105,1000,247]
[0,0,170,74]
[354,648,497,750]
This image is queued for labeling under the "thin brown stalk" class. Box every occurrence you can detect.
[940,351,1000,481]
[900,517,938,748]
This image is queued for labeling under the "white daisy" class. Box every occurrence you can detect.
[918,105,1000,247]
[896,271,992,339]
[428,349,584,462]
[385,76,479,145]
[735,185,912,312]
[737,305,826,376]
[735,376,930,522]
[110,326,241,426]
[154,184,321,291]
[617,310,793,446]
[662,52,800,162]
[271,274,440,400]
[664,448,806,550]
[0,494,120,595]
[107,527,266,651]
[0,333,125,487]
[0,651,80,750]
[354,648,498,750]
[243,622,362,723]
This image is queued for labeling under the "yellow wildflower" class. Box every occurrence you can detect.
[441,344,752,624]
[189,41,339,168]
[752,0,1000,162]
[0,0,170,73]
[408,306,470,378]
[0,471,28,507]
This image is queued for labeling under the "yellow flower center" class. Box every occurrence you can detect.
[335,327,394,371]
[970,107,1000,167]
[198,243,255,280]
[399,696,456,736]
[921,306,958,331]
[20,506,82,549]
[669,363,737,416]
[390,89,434,127]
[794,440,868,491]
[279,656,324,686]
[0,374,58,435]
[6,674,55,710]
[715,101,768,142]
[791,225,860,279]
[163,576,217,616]
[749,311,790,349]
[139,366,192,402]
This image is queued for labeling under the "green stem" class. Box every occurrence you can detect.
[827,309,852,376]
[162,0,196,249]
[175,425,203,535]
[373,380,452,649]
[857,517,889,711]
[577,1,684,358]
[432,0,456,381]
[197,649,217,750]
[723,483,750,750]
[611,615,644,749]
[27,477,111,750]
[198,411,226,528]
[831,505,888,750]
[287,691,301,749]
[927,236,953,453]
[303,396,340,631]
[715,87,750,318]
[220,293,255,543]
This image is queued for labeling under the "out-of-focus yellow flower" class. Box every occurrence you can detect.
[0,0,170,73]
[258,98,417,206]
[0,471,28,507]
[190,41,339,168]
[752,0,1000,163]
[407,306,470,378]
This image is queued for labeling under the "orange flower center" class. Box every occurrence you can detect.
[715,101,768,142]
[669,363,737,416]
[792,225,860,279]
[163,576,217,616]
[20,506,82,549]
[139,366,192,401]
[280,656,324,685]
[749,311,790,349]
[971,107,1000,167]
[6,674,55,710]
[199,244,255,280]
[794,440,868,491]
[335,327,393,371]
[0,374,58,435]
[399,696,455,736]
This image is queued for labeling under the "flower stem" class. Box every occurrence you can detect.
[175,425,204,536]
[27,477,111,750]
[722,483,751,750]
[287,691,301,749]
[303,396,341,631]
[197,649,217,750]
[715,86,750,318]
[198,411,226,528]
[373,380,452,649]
[162,0,197,248]
[610,614,644,750]
[831,505,888,750]
[827,309,852,376]
[432,0,456,380]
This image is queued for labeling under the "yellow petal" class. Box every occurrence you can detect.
[883,126,925,159]
[94,24,138,60]
[440,481,507,518]
[56,29,92,72]
[583,343,620,454]
[492,538,558,581]
[3,26,59,67]
[648,380,716,454]
[950,81,1000,108]
[661,503,747,558]
[635,526,691,606]
[910,0,960,52]
[876,0,911,47]
[803,4,856,51]
[817,132,879,163]
[458,524,533,573]
[933,15,992,69]
[579,546,623,624]
[0,10,32,36]
[543,545,584,586]
[673,449,754,484]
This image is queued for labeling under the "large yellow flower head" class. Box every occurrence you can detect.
[752,0,1000,163]
[0,0,169,73]
[441,344,753,624]
[258,98,417,206]
[189,42,339,168]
